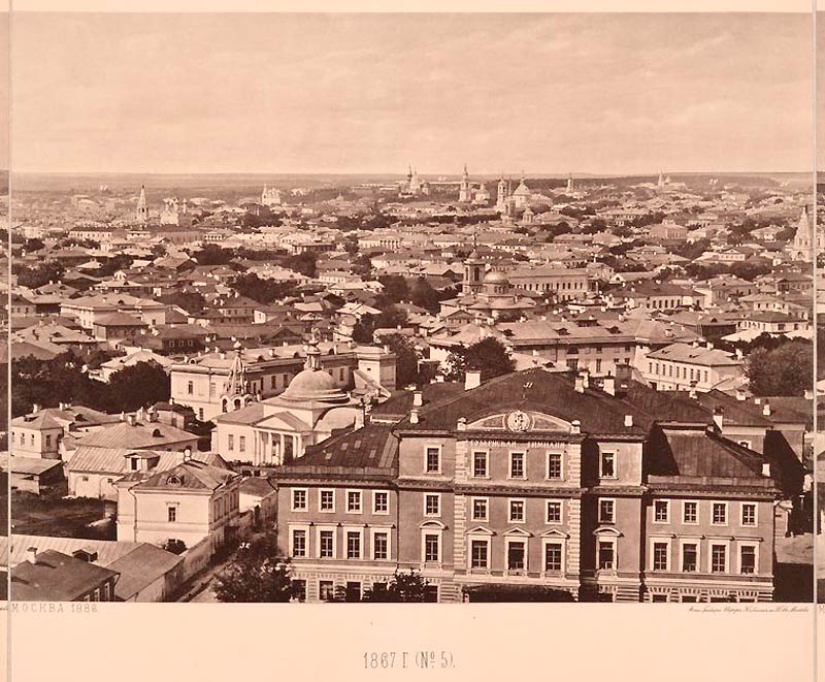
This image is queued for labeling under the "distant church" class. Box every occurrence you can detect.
[789,207,824,261]
[401,166,429,196]
[457,165,492,205]
[495,173,532,217]
[262,185,282,207]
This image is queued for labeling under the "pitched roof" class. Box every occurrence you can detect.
[11,550,119,601]
[132,459,238,492]
[74,420,196,450]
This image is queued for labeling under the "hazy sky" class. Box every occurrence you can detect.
[11,12,813,175]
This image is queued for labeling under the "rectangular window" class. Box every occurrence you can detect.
[319,580,334,601]
[654,500,669,523]
[510,452,525,479]
[228,435,234,451]
[425,494,440,517]
[547,453,562,479]
[319,530,334,558]
[239,436,246,452]
[599,499,615,524]
[167,506,177,522]
[509,499,525,523]
[347,531,361,559]
[347,490,362,513]
[472,451,488,478]
[683,501,698,524]
[472,498,488,521]
[292,579,306,602]
[712,502,727,525]
[470,540,488,569]
[740,546,756,575]
[682,543,698,572]
[711,545,727,573]
[653,542,668,571]
[425,446,440,473]
[187,381,193,395]
[373,491,389,514]
[600,451,615,478]
[598,540,615,570]
[424,534,440,562]
[319,489,334,512]
[544,542,563,572]
[741,503,757,527]
[546,501,562,524]
[292,529,306,557]
[373,532,388,560]
[507,541,526,571]
[292,489,307,511]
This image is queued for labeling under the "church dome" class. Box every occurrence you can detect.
[483,270,509,285]
[513,181,530,196]
[280,368,350,404]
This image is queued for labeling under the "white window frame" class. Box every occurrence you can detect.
[649,537,672,572]
[682,500,699,525]
[509,450,527,480]
[709,541,730,574]
[541,537,566,575]
[471,497,489,522]
[345,489,362,514]
[653,499,670,524]
[344,526,364,560]
[711,502,728,526]
[508,498,527,523]
[504,537,528,573]
[679,538,701,573]
[372,490,390,516]
[291,488,308,512]
[596,536,617,571]
[370,527,392,561]
[424,492,441,517]
[318,488,335,513]
[424,444,442,474]
[545,499,563,525]
[471,450,490,479]
[289,524,310,558]
[740,502,758,527]
[421,528,443,564]
[467,535,491,571]
[599,450,617,479]
[546,451,564,480]
[316,525,337,560]
[598,498,616,524]
[737,541,760,576]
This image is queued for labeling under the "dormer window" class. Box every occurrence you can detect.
[129,458,139,471]
[152,428,162,437]
[167,475,183,485]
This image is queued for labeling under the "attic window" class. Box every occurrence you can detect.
[152,428,163,437]
[166,475,183,485]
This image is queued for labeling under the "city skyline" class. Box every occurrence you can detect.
[10,12,813,175]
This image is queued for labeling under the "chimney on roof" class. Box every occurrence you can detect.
[761,462,771,477]
[689,381,698,400]
[169,397,174,406]
[624,414,633,428]
[712,407,724,430]
[580,370,590,388]
[457,417,467,432]
[754,397,761,405]
[574,375,585,393]
[762,401,771,417]
[736,389,746,402]
[32,403,40,414]
[692,340,700,348]
[127,414,136,426]
[603,375,616,396]
[183,447,192,462]
[410,409,419,424]
[413,390,423,407]
[465,369,482,391]
[706,341,714,350]
[571,419,581,434]
[804,389,813,400]
[26,547,37,565]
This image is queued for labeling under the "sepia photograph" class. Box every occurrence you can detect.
[1,9,818,613]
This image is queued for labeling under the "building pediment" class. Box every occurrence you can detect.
[466,410,573,434]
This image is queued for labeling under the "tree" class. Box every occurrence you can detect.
[23,238,45,252]
[362,570,430,602]
[104,361,171,412]
[13,260,64,289]
[409,277,442,314]
[444,337,515,382]
[381,333,419,387]
[284,251,318,278]
[352,306,409,344]
[377,275,410,305]
[746,341,812,397]
[193,244,236,266]
[232,273,297,305]
[213,532,297,602]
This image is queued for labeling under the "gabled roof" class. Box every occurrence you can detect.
[132,459,239,492]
